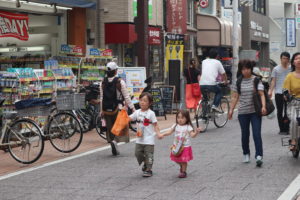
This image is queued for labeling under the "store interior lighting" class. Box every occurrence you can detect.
[0,46,49,52]
[0,0,72,10]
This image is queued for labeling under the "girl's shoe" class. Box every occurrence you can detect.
[178,172,187,178]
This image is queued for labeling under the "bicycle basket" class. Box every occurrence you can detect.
[17,105,52,117]
[56,93,85,111]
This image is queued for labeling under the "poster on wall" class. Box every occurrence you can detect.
[0,11,29,41]
[286,18,296,47]
[117,67,146,101]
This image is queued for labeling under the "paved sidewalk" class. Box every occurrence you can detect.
[0,114,176,176]
[0,114,300,200]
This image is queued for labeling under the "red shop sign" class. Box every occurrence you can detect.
[0,11,29,41]
[148,27,161,45]
[167,0,187,34]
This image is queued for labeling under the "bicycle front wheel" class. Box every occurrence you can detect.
[48,112,83,153]
[195,100,209,132]
[7,118,44,164]
[95,114,107,140]
[214,97,229,128]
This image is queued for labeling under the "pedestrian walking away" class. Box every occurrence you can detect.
[268,52,291,135]
[228,60,266,167]
[129,92,162,177]
[200,48,228,113]
[283,52,300,152]
[158,109,202,178]
[183,58,201,113]
[99,61,135,156]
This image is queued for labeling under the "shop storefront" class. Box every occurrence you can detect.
[105,23,164,82]
[241,1,270,68]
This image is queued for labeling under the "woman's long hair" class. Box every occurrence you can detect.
[291,52,300,72]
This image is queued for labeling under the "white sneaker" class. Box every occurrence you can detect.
[211,105,222,113]
[256,156,263,167]
[243,154,250,163]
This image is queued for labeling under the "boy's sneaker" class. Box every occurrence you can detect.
[256,156,263,167]
[110,141,119,156]
[142,170,152,177]
[243,154,250,163]
[142,164,147,172]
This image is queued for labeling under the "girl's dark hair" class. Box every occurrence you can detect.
[139,92,153,105]
[291,52,300,72]
[176,109,193,127]
[190,59,196,65]
[237,59,256,78]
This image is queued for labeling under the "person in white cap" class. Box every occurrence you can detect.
[100,61,135,155]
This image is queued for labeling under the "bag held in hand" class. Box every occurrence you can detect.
[187,68,201,97]
[253,77,275,116]
[111,110,130,136]
[170,132,187,157]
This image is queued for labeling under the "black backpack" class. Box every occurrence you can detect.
[102,77,123,112]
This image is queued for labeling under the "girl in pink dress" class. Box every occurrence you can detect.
[158,110,202,178]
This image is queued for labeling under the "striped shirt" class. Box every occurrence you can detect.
[99,75,134,110]
[232,76,264,115]
[271,65,291,94]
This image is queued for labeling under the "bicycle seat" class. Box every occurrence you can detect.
[0,99,5,107]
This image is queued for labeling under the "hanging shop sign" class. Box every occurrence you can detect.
[148,27,161,45]
[286,18,296,47]
[167,0,187,34]
[89,48,113,58]
[0,11,29,41]
[60,44,83,56]
[199,0,209,8]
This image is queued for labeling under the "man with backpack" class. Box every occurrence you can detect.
[100,61,135,155]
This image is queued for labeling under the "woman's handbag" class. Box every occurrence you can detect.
[253,77,275,116]
[187,68,201,97]
[111,110,130,136]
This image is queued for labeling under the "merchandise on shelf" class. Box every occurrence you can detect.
[52,56,81,69]
[80,57,110,82]
[34,69,55,98]
[52,68,76,92]
[0,71,18,107]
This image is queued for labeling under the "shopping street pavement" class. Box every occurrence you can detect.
[0,113,300,200]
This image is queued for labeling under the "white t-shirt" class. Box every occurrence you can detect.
[172,124,193,147]
[200,58,225,85]
[129,109,157,145]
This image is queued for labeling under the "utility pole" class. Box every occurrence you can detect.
[232,0,239,84]
[136,0,149,76]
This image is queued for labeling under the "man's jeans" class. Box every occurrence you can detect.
[200,85,222,107]
[238,113,263,158]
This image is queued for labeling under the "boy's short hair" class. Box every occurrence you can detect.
[280,52,290,59]
[139,92,153,105]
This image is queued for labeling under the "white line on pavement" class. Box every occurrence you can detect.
[277,174,300,200]
[0,126,172,181]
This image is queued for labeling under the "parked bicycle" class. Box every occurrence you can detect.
[195,83,230,132]
[0,99,44,164]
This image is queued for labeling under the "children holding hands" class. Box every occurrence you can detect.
[158,110,202,178]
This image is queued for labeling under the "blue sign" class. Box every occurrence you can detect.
[89,48,100,56]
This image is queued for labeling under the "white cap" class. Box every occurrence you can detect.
[106,62,118,71]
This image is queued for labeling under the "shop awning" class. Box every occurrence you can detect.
[32,0,96,8]
[196,14,241,47]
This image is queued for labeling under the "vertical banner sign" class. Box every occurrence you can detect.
[286,18,296,47]
[165,33,184,73]
[0,11,29,41]
[167,0,187,34]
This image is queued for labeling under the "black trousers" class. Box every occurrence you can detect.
[275,94,289,132]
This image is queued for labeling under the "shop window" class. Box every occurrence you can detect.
[253,0,266,15]
[187,0,194,27]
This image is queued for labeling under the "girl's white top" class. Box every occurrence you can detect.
[172,124,193,147]
[130,109,157,145]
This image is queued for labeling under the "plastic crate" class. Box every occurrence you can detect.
[17,105,52,117]
[56,93,85,111]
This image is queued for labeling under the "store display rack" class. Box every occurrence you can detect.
[79,57,111,82]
